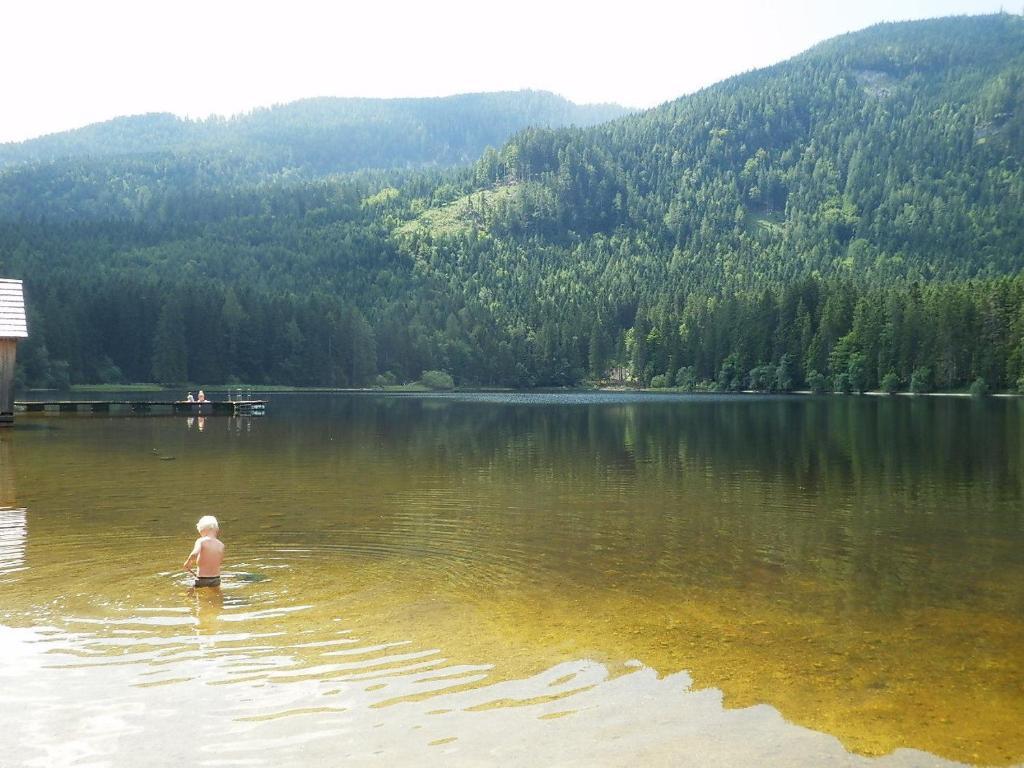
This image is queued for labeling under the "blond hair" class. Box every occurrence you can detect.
[196,515,219,533]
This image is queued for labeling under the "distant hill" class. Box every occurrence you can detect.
[1,15,1023,396]
[0,91,630,172]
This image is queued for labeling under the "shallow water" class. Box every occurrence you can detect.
[1,392,1022,767]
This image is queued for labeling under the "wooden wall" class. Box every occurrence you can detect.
[0,339,16,424]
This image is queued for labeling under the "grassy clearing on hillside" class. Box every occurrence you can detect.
[742,209,785,237]
[396,185,518,239]
[69,383,165,392]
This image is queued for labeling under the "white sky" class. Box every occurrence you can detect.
[0,0,1010,143]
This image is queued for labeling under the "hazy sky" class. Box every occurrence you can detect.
[1,0,1010,143]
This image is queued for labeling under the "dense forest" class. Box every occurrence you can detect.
[1,15,1023,393]
[0,91,629,171]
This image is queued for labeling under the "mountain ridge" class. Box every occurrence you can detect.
[0,90,631,171]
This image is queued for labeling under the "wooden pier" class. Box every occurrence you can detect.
[15,399,267,416]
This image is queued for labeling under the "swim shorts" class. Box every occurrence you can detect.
[193,575,221,588]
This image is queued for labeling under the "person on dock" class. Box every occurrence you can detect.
[186,392,195,403]
[183,515,224,588]
[196,389,206,403]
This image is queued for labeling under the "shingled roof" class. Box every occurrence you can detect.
[0,280,27,339]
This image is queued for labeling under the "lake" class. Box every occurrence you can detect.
[1,392,1021,767]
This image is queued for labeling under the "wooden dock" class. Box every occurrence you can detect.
[15,399,267,416]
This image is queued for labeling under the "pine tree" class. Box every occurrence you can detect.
[588,321,605,380]
[151,299,188,383]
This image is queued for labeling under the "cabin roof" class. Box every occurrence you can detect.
[0,279,27,339]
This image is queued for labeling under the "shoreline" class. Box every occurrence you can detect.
[31,383,1022,398]
[589,385,1020,398]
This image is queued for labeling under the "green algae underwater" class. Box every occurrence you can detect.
[1,392,1021,766]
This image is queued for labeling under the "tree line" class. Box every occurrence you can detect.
[12,267,1024,394]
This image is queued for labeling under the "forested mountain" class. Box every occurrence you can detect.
[0,91,629,220]
[0,90,626,182]
[1,14,1023,393]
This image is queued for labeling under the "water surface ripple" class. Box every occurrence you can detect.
[0,393,1022,767]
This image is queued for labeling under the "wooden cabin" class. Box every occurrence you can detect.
[0,279,28,426]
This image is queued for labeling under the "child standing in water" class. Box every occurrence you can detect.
[183,515,224,587]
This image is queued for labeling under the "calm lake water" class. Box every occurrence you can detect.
[1,392,1022,767]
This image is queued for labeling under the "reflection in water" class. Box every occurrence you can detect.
[1,393,1022,766]
[0,436,25,580]
[0,507,26,578]
[0,434,14,506]
[188,583,225,631]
